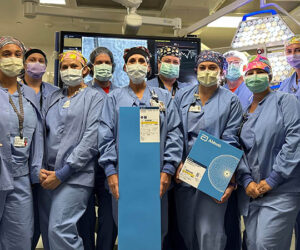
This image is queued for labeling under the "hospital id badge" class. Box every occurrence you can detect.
[189,105,201,112]
[150,99,165,112]
[14,136,28,148]
[63,100,70,108]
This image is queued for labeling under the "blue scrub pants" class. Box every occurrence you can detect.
[295,213,300,250]
[96,186,117,250]
[39,183,92,250]
[31,183,41,250]
[0,175,34,250]
[77,193,96,250]
[224,190,241,250]
[163,186,187,250]
[244,193,300,250]
[175,185,228,250]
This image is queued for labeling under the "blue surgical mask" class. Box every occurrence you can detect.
[159,62,179,79]
[245,73,269,93]
[226,64,242,81]
[93,64,112,82]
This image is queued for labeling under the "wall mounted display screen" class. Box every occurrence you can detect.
[57,31,200,87]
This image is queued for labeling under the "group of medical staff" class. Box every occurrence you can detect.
[0,33,299,250]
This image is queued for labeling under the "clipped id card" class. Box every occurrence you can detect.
[14,136,28,147]
[189,105,201,113]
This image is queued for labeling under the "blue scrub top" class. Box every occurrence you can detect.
[98,84,183,177]
[87,79,118,97]
[237,91,300,193]
[38,82,58,117]
[0,83,43,190]
[147,76,190,97]
[279,72,300,101]
[44,86,104,187]
[224,81,253,111]
[174,84,243,160]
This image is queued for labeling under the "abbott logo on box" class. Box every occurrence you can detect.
[200,134,208,142]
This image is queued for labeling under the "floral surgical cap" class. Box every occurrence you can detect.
[284,35,300,47]
[196,50,226,70]
[59,50,87,66]
[158,45,181,60]
[0,36,26,52]
[244,54,272,75]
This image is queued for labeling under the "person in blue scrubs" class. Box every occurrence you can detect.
[147,45,189,97]
[279,35,300,250]
[87,46,118,94]
[237,54,300,250]
[0,36,43,250]
[279,35,300,100]
[148,45,190,250]
[223,50,252,111]
[21,48,58,250]
[222,50,251,250]
[174,50,242,250]
[80,47,118,250]
[38,51,104,250]
[98,46,183,248]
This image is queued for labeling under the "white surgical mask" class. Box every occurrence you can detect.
[0,57,23,77]
[60,68,83,87]
[93,64,112,82]
[126,64,148,84]
[197,70,219,87]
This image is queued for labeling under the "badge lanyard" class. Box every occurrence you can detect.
[158,76,178,97]
[9,84,25,139]
[150,90,165,112]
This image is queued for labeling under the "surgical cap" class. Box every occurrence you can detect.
[158,45,181,60]
[223,50,248,65]
[196,50,226,70]
[89,47,114,65]
[0,36,26,52]
[244,54,272,75]
[123,46,151,63]
[284,35,300,47]
[24,48,48,65]
[59,50,87,66]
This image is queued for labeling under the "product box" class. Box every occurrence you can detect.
[118,107,161,250]
[179,130,243,201]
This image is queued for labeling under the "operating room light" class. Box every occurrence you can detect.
[232,13,294,49]
[40,0,66,5]
[267,51,293,84]
[207,16,254,28]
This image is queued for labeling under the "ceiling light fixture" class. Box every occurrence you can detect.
[207,16,254,28]
[231,9,294,49]
[40,0,66,5]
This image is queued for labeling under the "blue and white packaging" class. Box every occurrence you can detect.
[118,107,161,250]
[179,130,243,201]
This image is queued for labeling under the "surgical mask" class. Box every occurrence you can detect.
[60,68,83,87]
[245,73,269,93]
[26,62,46,79]
[0,57,23,77]
[126,64,148,84]
[93,64,112,82]
[197,70,219,87]
[286,54,300,69]
[226,64,242,81]
[159,62,179,79]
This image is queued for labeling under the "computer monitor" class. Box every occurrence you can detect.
[56,31,201,87]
